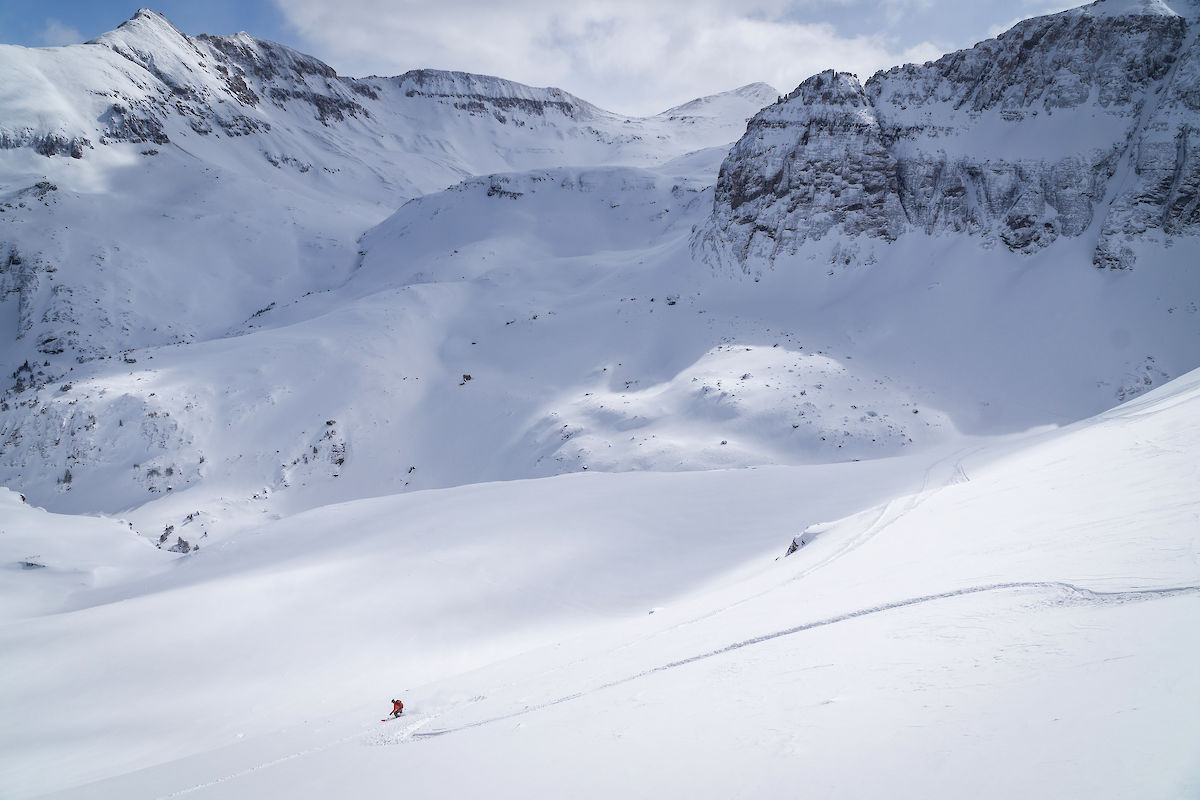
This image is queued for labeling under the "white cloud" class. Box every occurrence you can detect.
[38,18,83,47]
[900,41,947,66]
[987,1,1078,37]
[272,0,935,115]
[880,0,936,26]
[270,0,1089,114]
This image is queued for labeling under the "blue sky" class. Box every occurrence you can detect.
[1,1,1077,115]
[0,2,289,47]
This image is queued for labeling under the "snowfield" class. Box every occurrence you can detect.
[5,367,1199,799]
[2,1,1200,798]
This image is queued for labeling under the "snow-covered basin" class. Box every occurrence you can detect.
[2,444,947,796]
[5,368,1200,799]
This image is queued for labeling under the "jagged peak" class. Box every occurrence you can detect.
[992,0,1200,27]
[85,9,239,103]
[88,8,190,48]
[129,8,174,24]
[735,70,876,132]
[785,70,868,106]
[86,7,206,81]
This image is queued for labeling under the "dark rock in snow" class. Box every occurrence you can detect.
[699,0,1200,272]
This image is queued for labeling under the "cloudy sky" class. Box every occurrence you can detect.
[3,0,1080,114]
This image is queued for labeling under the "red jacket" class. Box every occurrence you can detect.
[392,700,404,713]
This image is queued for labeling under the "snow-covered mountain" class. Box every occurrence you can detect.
[2,3,1200,798]
[0,10,777,520]
[4,9,776,179]
[0,1,1194,525]
[0,9,775,362]
[701,0,1200,271]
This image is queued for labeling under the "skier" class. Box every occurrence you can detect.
[390,698,404,718]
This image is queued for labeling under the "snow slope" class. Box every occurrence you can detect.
[4,148,1193,547]
[2,4,1198,535]
[1,3,1199,797]
[0,13,776,523]
[6,366,1198,799]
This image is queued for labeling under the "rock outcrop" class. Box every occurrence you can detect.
[700,0,1200,272]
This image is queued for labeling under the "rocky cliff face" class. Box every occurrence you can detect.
[700,0,1200,272]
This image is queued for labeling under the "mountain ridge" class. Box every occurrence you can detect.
[700,0,1200,272]
[2,8,776,163]
[0,8,777,363]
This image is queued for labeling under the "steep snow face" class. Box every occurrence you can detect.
[353,165,955,476]
[701,0,1200,270]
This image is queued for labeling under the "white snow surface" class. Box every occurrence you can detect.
[4,366,1199,799]
[1082,0,1184,17]
[1,3,1199,798]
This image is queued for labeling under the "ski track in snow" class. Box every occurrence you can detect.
[146,579,1199,797]
[783,445,983,581]
[408,580,1199,739]
[145,424,1196,799]
[391,446,982,713]
[650,443,984,636]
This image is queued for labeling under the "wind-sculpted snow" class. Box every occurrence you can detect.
[701,0,1200,271]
